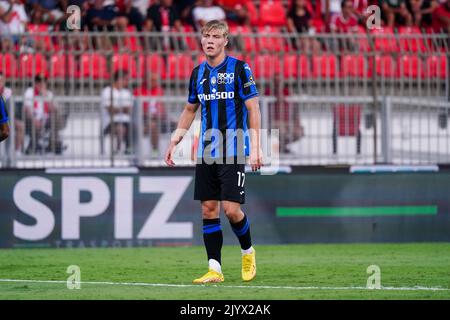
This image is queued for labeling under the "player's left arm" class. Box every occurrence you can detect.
[245,96,263,172]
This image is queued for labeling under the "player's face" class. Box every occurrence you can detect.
[201,29,228,58]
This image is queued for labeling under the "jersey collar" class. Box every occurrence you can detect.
[205,55,229,71]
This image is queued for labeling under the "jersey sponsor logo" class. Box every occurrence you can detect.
[198,91,235,102]
[243,75,255,88]
[217,72,235,84]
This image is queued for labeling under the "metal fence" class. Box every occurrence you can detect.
[0,30,449,167]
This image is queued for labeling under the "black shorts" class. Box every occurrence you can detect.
[194,158,246,204]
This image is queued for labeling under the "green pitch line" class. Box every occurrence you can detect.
[276,206,438,217]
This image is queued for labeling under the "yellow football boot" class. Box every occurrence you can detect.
[193,269,224,284]
[242,249,256,281]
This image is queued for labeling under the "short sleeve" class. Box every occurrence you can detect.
[238,62,258,101]
[187,68,199,104]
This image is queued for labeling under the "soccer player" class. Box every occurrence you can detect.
[164,20,263,283]
[0,93,9,142]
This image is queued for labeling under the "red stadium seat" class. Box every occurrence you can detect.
[0,53,18,78]
[229,25,257,52]
[251,54,281,79]
[167,54,194,80]
[138,54,166,79]
[27,24,53,51]
[78,53,108,79]
[181,24,199,51]
[398,27,426,53]
[298,55,312,78]
[425,55,447,79]
[355,26,370,52]
[257,26,284,52]
[259,0,287,27]
[333,104,361,136]
[312,54,338,78]
[122,25,142,52]
[340,54,367,78]
[282,54,298,78]
[50,54,76,78]
[19,53,48,78]
[112,53,138,78]
[371,27,398,52]
[368,55,396,78]
[397,55,424,78]
[246,0,259,26]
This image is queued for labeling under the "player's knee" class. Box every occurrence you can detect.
[201,203,219,219]
[223,205,241,222]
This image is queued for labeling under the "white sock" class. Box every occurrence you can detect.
[208,259,222,273]
[241,246,254,255]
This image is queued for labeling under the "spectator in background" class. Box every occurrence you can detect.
[325,0,343,22]
[144,0,182,49]
[101,70,133,154]
[133,72,166,156]
[116,0,145,31]
[192,0,226,31]
[174,0,196,26]
[28,0,68,25]
[380,0,413,27]
[216,0,251,26]
[85,0,128,31]
[330,0,359,32]
[432,0,450,32]
[408,0,438,28]
[145,0,181,32]
[23,74,64,154]
[287,0,321,53]
[0,72,25,155]
[349,0,370,24]
[0,0,28,42]
[287,0,312,33]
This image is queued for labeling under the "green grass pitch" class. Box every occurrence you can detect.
[0,243,449,299]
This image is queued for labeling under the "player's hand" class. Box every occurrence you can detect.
[164,141,177,167]
[249,147,263,172]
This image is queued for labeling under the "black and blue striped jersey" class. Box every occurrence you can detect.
[0,96,9,125]
[188,55,259,159]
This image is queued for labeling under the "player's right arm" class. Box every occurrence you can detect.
[0,97,9,142]
[165,67,201,166]
[164,102,200,166]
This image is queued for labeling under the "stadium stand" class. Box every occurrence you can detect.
[0,0,448,167]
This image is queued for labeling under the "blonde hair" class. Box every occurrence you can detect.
[201,20,229,39]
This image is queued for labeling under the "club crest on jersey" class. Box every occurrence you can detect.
[217,73,235,84]
[211,76,217,85]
